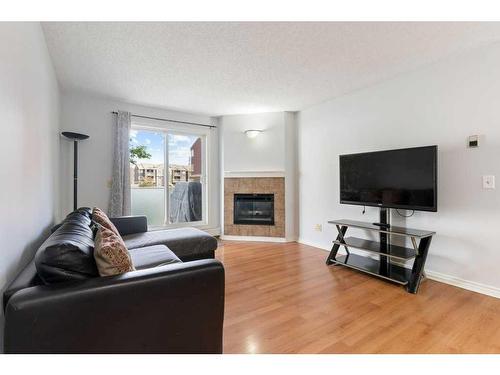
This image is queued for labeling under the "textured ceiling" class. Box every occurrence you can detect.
[42,22,500,116]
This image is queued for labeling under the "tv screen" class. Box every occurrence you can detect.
[339,146,437,212]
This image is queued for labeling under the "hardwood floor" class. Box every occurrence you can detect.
[216,240,500,354]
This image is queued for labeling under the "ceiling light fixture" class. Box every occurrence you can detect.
[244,130,263,139]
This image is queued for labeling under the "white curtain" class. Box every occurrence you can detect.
[109,111,131,217]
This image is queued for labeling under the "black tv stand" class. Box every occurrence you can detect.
[325,208,435,294]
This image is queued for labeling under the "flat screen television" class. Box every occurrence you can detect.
[339,146,437,212]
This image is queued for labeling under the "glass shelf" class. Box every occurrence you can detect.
[328,219,435,238]
[331,253,411,285]
[333,236,416,261]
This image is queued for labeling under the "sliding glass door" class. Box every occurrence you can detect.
[130,126,207,227]
[167,132,205,224]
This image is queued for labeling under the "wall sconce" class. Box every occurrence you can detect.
[244,130,263,139]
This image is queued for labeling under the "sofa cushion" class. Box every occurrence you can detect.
[94,226,136,276]
[35,209,99,284]
[129,245,182,270]
[122,227,217,260]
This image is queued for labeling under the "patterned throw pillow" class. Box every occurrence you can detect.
[92,207,120,236]
[94,225,136,276]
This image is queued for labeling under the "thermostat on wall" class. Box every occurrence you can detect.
[468,135,479,148]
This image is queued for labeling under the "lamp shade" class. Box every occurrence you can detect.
[61,132,90,140]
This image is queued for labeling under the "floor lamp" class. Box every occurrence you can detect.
[62,132,90,211]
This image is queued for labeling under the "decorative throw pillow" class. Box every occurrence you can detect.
[92,207,120,236]
[94,225,136,276]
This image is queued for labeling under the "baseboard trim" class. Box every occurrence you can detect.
[424,270,500,299]
[297,238,500,299]
[297,238,330,251]
[204,227,222,236]
[221,235,288,243]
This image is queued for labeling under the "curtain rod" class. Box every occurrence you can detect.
[111,111,216,129]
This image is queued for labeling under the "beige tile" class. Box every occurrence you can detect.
[274,210,285,229]
[260,226,271,237]
[238,179,254,193]
[251,225,270,237]
[274,193,285,211]
[269,225,285,237]
[224,194,233,209]
[269,178,284,192]
[224,178,234,192]
[254,178,271,192]
[237,225,250,236]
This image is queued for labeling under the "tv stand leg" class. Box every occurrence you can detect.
[379,207,390,276]
[326,225,347,265]
[407,236,432,293]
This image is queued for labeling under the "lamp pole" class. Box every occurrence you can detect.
[62,132,90,211]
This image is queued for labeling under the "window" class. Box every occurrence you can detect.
[129,123,208,227]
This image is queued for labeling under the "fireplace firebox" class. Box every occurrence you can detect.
[234,194,275,225]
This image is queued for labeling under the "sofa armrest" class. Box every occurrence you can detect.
[3,260,40,311]
[4,259,224,354]
[110,215,148,235]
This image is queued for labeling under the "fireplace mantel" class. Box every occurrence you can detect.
[224,170,285,178]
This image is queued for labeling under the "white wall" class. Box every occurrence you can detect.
[221,112,286,173]
[297,42,500,295]
[59,90,221,232]
[220,111,298,240]
[284,112,299,241]
[0,23,60,347]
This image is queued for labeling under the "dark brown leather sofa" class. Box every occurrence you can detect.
[2,208,224,354]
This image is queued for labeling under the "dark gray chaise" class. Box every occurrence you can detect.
[109,215,218,261]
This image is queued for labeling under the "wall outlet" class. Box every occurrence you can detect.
[483,175,495,189]
[314,224,322,232]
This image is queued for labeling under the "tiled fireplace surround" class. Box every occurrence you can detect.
[224,177,285,238]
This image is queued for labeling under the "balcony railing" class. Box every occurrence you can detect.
[131,187,165,226]
[131,181,203,226]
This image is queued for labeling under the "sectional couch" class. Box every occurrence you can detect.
[2,208,224,354]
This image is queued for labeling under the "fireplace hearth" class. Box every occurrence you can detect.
[234,194,275,225]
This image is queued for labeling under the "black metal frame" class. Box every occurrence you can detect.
[326,225,348,265]
[233,193,275,226]
[407,236,432,293]
[73,140,78,211]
